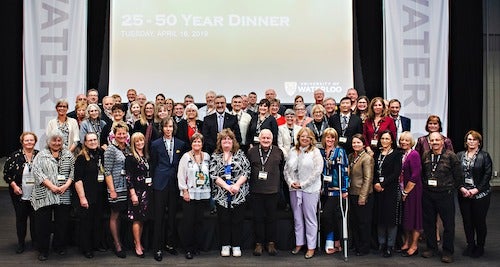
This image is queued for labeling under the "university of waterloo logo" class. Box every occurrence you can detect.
[284,82,297,96]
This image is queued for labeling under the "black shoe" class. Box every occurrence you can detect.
[55,249,66,256]
[185,251,193,259]
[135,250,145,258]
[114,249,126,258]
[16,244,25,254]
[471,246,484,258]
[421,249,435,258]
[38,253,48,261]
[462,244,475,257]
[84,252,94,259]
[402,248,418,257]
[383,246,393,258]
[165,245,178,255]
[154,250,163,261]
[95,247,108,252]
[356,251,368,256]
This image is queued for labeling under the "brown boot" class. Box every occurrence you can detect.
[253,243,263,256]
[267,242,277,256]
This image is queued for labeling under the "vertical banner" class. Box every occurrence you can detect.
[23,0,87,146]
[384,0,449,137]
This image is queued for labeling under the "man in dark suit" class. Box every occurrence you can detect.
[150,117,187,261]
[328,96,363,155]
[202,95,242,154]
[388,99,411,142]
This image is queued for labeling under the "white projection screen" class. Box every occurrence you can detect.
[109,0,353,104]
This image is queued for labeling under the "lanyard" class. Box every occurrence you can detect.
[256,115,269,133]
[430,153,441,176]
[258,145,272,171]
[377,149,392,176]
[313,119,326,140]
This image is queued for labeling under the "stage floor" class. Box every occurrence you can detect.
[0,188,499,266]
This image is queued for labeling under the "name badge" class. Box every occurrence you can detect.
[145,177,152,184]
[120,170,126,176]
[25,176,35,185]
[224,174,231,180]
[371,139,378,146]
[253,136,260,143]
[323,175,332,183]
[258,171,268,180]
[428,178,438,187]
[465,178,474,185]
[196,171,206,185]
[57,174,66,181]
[97,174,105,182]
[339,137,347,144]
[379,176,384,183]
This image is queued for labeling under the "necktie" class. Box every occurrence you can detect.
[167,139,173,163]
[342,116,348,130]
[218,114,224,132]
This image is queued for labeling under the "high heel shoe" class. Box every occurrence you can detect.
[291,246,302,255]
[135,248,145,258]
[304,249,315,259]
[402,248,418,257]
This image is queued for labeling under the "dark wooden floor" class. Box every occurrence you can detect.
[1,188,499,266]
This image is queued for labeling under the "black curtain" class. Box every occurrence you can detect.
[0,0,483,156]
[448,0,483,149]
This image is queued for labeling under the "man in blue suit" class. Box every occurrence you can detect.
[150,117,187,261]
[389,99,411,142]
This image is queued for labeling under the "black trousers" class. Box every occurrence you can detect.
[34,204,71,254]
[153,187,178,251]
[251,193,278,244]
[458,194,490,246]
[217,203,245,247]
[181,199,208,253]
[321,195,344,242]
[11,198,35,246]
[78,201,104,253]
[422,189,455,254]
[349,194,373,254]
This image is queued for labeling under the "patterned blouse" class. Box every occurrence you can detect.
[31,148,75,210]
[3,148,39,199]
[104,144,131,203]
[209,149,250,208]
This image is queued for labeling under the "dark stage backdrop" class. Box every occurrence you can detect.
[1,0,482,156]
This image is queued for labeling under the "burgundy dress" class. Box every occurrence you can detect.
[401,149,423,231]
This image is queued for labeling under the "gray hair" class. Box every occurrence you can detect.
[86,103,102,119]
[45,129,64,148]
[183,103,199,119]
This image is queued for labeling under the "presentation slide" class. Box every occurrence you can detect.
[109,0,353,104]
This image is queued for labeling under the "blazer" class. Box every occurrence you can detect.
[202,112,242,154]
[175,119,203,143]
[328,112,363,154]
[247,114,278,146]
[277,124,302,158]
[150,137,187,191]
[456,150,492,195]
[400,116,411,132]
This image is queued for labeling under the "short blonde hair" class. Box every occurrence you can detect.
[399,131,415,147]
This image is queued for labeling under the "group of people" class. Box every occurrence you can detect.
[3,87,492,264]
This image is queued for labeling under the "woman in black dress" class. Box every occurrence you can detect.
[126,132,153,258]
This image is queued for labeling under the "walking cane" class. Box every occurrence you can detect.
[338,154,349,261]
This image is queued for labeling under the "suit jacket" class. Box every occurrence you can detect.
[150,137,186,191]
[328,113,363,154]
[392,115,411,132]
[175,119,203,143]
[202,112,242,154]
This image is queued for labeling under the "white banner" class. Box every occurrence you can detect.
[23,0,87,147]
[384,0,449,137]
